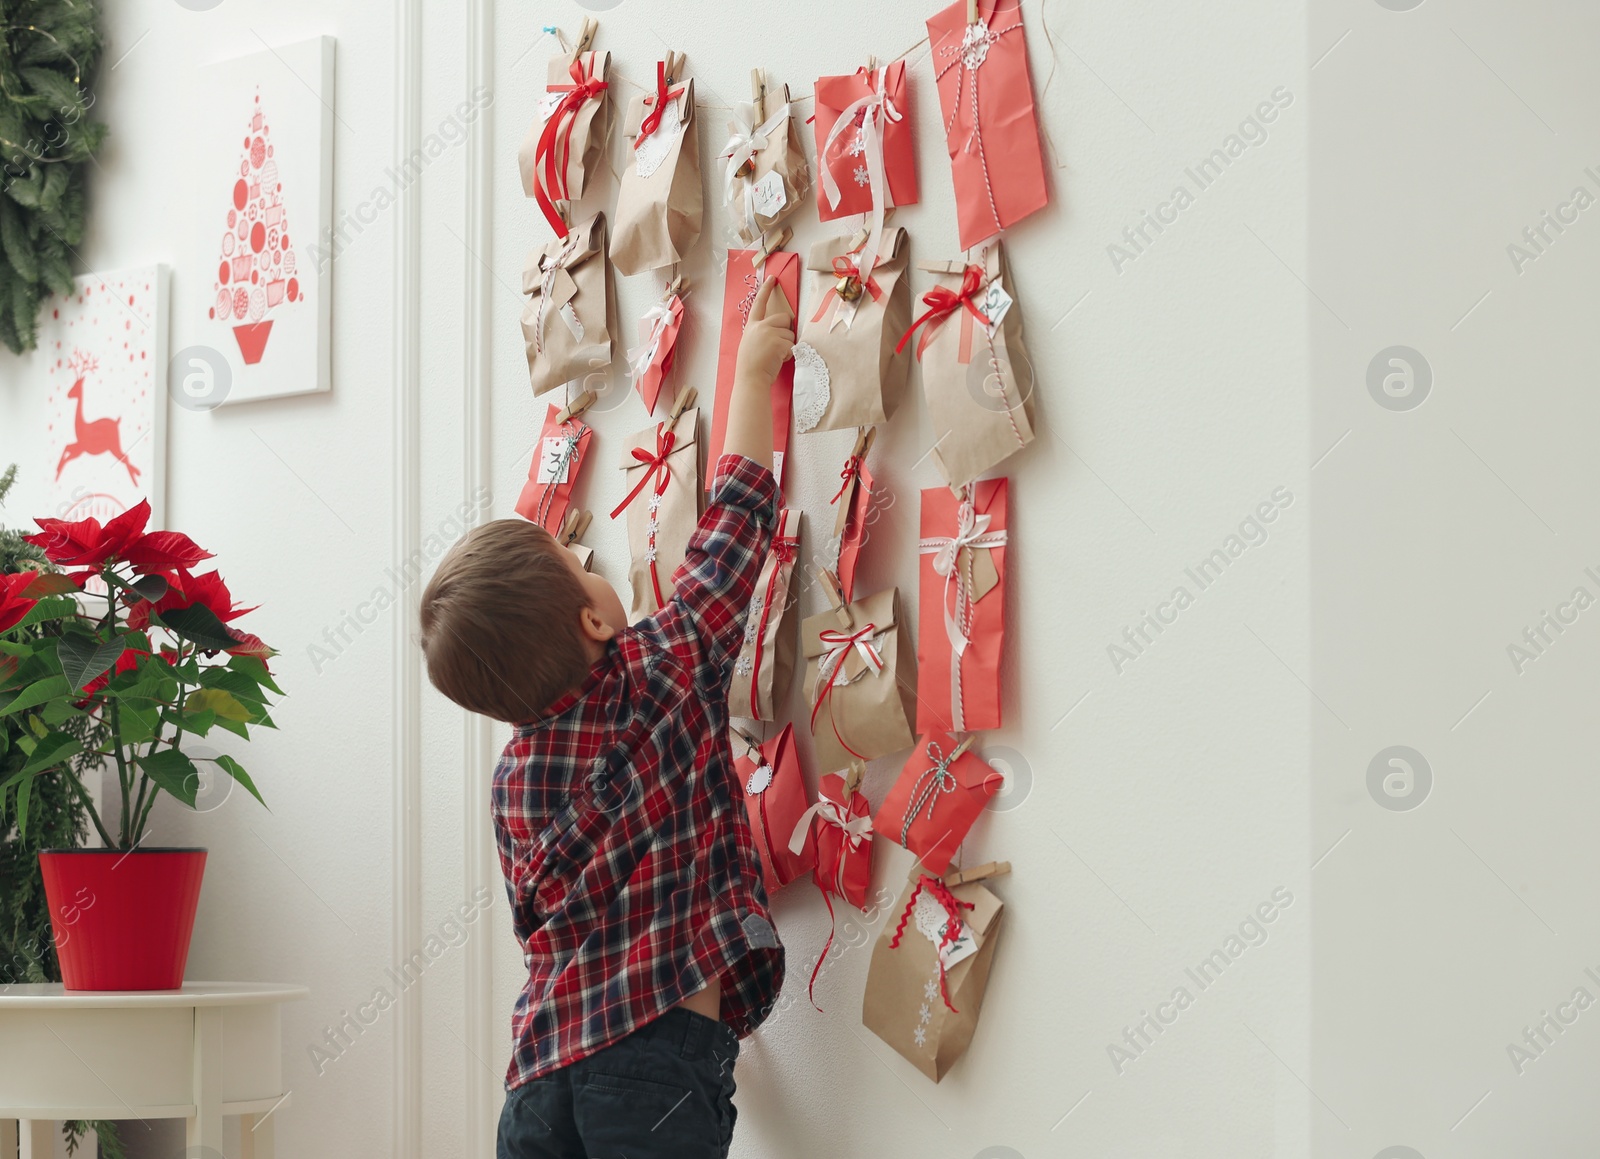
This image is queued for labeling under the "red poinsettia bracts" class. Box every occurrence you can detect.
[0,573,40,634]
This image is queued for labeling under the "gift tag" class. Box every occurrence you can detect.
[538,89,564,121]
[751,170,788,219]
[938,919,979,969]
[746,763,774,795]
[791,342,831,433]
[537,435,576,484]
[980,279,1013,336]
[960,544,1001,604]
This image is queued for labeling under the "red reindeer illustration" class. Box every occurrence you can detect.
[55,352,141,487]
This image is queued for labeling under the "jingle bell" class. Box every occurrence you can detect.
[735,157,756,179]
[836,274,864,302]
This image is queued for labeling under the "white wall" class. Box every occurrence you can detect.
[1310,1,1600,1156]
[0,1,1311,1156]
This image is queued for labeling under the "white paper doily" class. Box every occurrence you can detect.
[791,341,831,432]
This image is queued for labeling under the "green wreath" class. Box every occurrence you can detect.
[0,0,108,355]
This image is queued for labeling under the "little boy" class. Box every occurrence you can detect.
[420,279,795,1159]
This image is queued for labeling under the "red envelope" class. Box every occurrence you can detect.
[794,770,875,912]
[831,454,874,604]
[514,404,593,532]
[926,0,1049,249]
[916,478,1007,734]
[874,734,1003,875]
[628,292,684,414]
[708,248,799,493]
[813,62,918,222]
[734,725,816,898]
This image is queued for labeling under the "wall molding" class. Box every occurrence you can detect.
[463,0,499,1152]
[392,0,424,1153]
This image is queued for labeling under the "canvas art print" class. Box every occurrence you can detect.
[38,265,169,528]
[189,36,334,404]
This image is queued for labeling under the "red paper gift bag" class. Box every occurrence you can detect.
[708,248,799,492]
[926,0,1049,249]
[792,769,875,911]
[813,62,918,223]
[916,478,1008,735]
[514,403,593,532]
[874,734,1004,875]
[626,290,684,414]
[734,725,816,897]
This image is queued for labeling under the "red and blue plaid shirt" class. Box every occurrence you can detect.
[491,454,785,1088]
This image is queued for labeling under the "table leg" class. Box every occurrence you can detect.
[241,1111,276,1159]
[16,1121,51,1159]
[187,1006,224,1152]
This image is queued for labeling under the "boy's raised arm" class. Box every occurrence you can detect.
[665,278,793,684]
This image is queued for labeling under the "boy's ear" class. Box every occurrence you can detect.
[578,603,615,643]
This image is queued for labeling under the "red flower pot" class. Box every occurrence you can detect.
[232,320,274,364]
[38,849,208,991]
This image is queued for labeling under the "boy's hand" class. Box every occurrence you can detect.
[733,278,795,398]
[722,277,793,467]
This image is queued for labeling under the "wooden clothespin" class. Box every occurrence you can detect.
[732,726,764,759]
[557,508,592,547]
[664,273,687,299]
[967,0,980,23]
[943,860,1011,888]
[751,68,768,123]
[819,568,853,628]
[667,385,698,432]
[573,17,599,57]
[556,389,596,425]
[948,734,977,761]
[843,759,867,796]
[758,225,792,259]
[851,425,878,461]
[866,54,878,71]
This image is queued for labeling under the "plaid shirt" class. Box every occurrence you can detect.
[491,454,785,1088]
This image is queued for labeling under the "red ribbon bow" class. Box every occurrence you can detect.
[637,60,686,145]
[889,873,976,1012]
[830,455,862,505]
[809,623,883,760]
[895,263,991,360]
[610,423,677,610]
[535,54,609,236]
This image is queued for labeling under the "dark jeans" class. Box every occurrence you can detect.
[497,1008,740,1159]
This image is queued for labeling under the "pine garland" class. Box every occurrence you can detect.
[0,0,108,354]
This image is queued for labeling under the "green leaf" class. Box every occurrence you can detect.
[210,716,250,741]
[186,687,251,722]
[19,730,80,776]
[215,755,266,809]
[56,635,126,691]
[15,769,35,841]
[155,604,240,652]
[0,674,69,717]
[165,707,214,737]
[11,594,77,631]
[229,655,284,696]
[199,667,268,707]
[136,748,199,808]
[115,700,158,746]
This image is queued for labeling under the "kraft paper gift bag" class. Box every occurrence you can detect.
[611,63,703,275]
[611,410,701,622]
[627,289,685,414]
[803,587,917,771]
[791,769,874,912]
[916,479,1008,734]
[521,49,613,236]
[514,403,593,532]
[521,212,617,397]
[875,734,1004,875]
[718,77,811,246]
[708,248,800,492]
[792,227,913,432]
[926,0,1049,249]
[862,865,1006,1082]
[899,242,1035,487]
[729,508,802,721]
[733,724,816,898]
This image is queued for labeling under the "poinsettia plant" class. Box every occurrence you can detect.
[0,501,276,850]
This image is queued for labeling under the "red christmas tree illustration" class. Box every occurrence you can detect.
[209,89,300,365]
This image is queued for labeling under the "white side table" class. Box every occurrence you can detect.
[0,982,307,1159]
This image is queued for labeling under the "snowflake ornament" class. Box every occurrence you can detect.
[853,165,870,187]
[924,979,940,1002]
[913,1025,927,1047]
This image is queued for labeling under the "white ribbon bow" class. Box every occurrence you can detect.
[917,501,1007,658]
[818,67,901,287]
[790,793,873,899]
[814,623,885,696]
[720,101,792,242]
[627,296,679,387]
